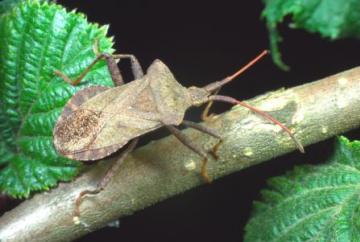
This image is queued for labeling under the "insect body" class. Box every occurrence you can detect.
[54,61,192,160]
[53,49,304,219]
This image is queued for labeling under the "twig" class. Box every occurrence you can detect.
[1,66,360,242]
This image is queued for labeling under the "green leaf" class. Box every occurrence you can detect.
[0,0,49,16]
[0,0,114,198]
[262,0,360,70]
[245,136,360,242]
[0,0,23,15]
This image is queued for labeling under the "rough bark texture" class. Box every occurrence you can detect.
[1,67,360,242]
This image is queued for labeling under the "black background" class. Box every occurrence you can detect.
[49,1,360,241]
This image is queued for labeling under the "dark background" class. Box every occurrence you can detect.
[36,0,360,241]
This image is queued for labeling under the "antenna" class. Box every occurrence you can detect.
[204,50,268,92]
[208,95,305,153]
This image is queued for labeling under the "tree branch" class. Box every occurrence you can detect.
[1,67,360,242]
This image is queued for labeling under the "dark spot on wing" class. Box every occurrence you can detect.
[55,109,101,144]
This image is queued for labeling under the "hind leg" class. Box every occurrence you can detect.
[112,54,144,79]
[73,138,138,221]
[55,42,144,87]
[92,39,144,79]
[54,53,126,86]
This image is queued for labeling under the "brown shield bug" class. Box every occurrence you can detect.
[53,47,304,219]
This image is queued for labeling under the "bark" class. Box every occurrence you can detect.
[1,67,360,242]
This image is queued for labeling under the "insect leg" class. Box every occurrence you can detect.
[54,53,125,87]
[165,125,211,183]
[201,88,221,121]
[182,120,221,139]
[182,120,223,159]
[74,138,138,219]
[208,95,305,153]
[93,39,144,80]
[112,54,144,79]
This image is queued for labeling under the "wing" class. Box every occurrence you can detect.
[53,80,163,161]
[54,86,114,160]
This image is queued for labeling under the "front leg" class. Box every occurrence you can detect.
[201,88,221,121]
[182,120,223,159]
[165,125,211,183]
